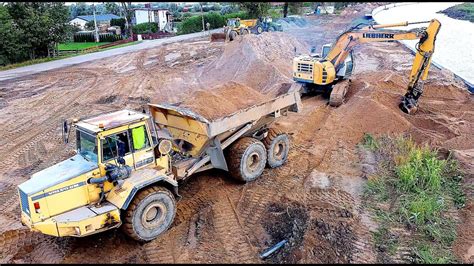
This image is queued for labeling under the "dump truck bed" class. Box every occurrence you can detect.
[148,82,301,138]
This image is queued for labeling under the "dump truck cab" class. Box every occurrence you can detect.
[18,109,177,240]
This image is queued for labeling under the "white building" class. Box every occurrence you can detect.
[69,14,121,30]
[133,8,173,32]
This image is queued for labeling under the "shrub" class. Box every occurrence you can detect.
[362,133,379,151]
[110,18,126,31]
[132,22,158,34]
[73,32,122,43]
[399,192,443,225]
[396,145,445,193]
[177,11,250,35]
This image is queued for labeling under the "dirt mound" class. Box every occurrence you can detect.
[277,16,310,31]
[175,81,267,121]
[199,32,309,96]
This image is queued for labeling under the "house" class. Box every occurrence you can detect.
[70,14,121,30]
[316,5,335,14]
[270,2,285,7]
[132,8,173,32]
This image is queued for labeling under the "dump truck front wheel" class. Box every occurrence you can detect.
[263,128,290,168]
[227,137,267,182]
[229,30,238,41]
[122,186,176,242]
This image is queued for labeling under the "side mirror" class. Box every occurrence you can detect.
[62,120,69,144]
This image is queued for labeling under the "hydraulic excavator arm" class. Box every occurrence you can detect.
[311,19,441,114]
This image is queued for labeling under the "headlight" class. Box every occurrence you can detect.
[158,139,172,155]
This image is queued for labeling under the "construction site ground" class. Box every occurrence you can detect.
[0,3,472,264]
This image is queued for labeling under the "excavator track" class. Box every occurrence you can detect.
[329,79,351,107]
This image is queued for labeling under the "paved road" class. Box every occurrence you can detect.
[0,29,220,82]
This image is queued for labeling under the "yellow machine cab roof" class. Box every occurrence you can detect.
[74,109,149,133]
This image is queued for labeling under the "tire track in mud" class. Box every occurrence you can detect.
[0,71,100,178]
[211,188,257,263]
[0,228,69,264]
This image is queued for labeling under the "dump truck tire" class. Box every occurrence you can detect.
[122,186,176,242]
[227,137,267,182]
[263,128,290,168]
[256,26,263,34]
[229,30,237,41]
[240,28,250,35]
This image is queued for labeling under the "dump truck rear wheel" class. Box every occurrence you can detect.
[240,28,250,35]
[256,26,263,34]
[263,128,290,168]
[122,186,176,242]
[227,137,267,182]
[229,30,237,41]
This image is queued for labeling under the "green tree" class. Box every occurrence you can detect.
[6,2,71,60]
[75,2,92,16]
[120,2,133,37]
[85,20,95,30]
[104,2,120,16]
[289,2,304,15]
[110,18,126,31]
[0,4,27,65]
[238,2,271,18]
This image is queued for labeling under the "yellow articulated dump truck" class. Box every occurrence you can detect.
[17,84,302,242]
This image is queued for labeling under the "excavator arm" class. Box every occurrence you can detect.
[322,19,441,114]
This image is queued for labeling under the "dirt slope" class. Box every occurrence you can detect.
[0,3,472,264]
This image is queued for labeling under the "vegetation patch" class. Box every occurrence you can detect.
[439,3,474,23]
[58,42,110,51]
[361,134,465,263]
[177,11,250,35]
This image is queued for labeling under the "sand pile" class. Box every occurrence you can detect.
[199,32,309,96]
[175,81,267,120]
[276,16,310,30]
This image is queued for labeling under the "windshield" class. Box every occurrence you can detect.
[76,130,98,163]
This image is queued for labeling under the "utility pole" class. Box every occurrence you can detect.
[200,3,205,32]
[93,3,100,42]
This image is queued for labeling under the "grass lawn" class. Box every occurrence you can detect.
[58,42,111,51]
[0,54,76,71]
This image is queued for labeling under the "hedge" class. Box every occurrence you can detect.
[177,11,251,35]
[132,22,159,34]
[73,32,123,43]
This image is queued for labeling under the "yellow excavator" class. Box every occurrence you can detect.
[292,19,441,114]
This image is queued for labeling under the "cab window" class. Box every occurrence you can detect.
[102,131,131,162]
[130,125,150,151]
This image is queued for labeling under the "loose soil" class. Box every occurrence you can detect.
[175,81,267,121]
[0,3,472,264]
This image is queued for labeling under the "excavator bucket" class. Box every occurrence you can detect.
[329,79,351,107]
[399,96,419,115]
[210,33,227,42]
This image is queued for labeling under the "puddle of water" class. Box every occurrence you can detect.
[373,2,474,87]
